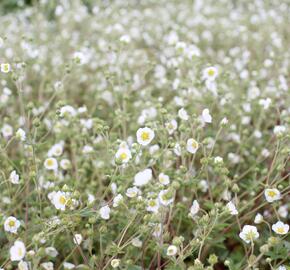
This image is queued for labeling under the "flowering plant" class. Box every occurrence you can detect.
[0,1,289,269]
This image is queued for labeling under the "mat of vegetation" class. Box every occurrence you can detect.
[0,0,289,269]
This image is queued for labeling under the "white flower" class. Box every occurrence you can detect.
[134,168,152,186]
[239,225,259,244]
[226,201,238,215]
[82,145,93,154]
[214,156,223,164]
[40,262,54,270]
[9,170,20,184]
[115,147,132,163]
[48,143,64,157]
[146,198,160,213]
[73,51,88,65]
[202,66,218,81]
[16,128,26,141]
[10,240,26,261]
[131,237,142,248]
[1,63,11,73]
[63,262,75,269]
[277,265,286,270]
[100,205,110,220]
[60,105,77,118]
[4,216,21,234]
[18,261,29,270]
[201,108,212,123]
[44,158,58,171]
[158,173,170,185]
[220,117,228,125]
[120,34,131,43]
[73,234,83,245]
[60,159,71,170]
[186,138,199,154]
[45,247,58,257]
[273,125,286,136]
[111,259,120,268]
[113,194,123,207]
[158,190,174,206]
[167,245,178,256]
[190,200,200,217]
[272,221,289,235]
[178,108,189,121]
[173,143,181,156]
[259,98,272,109]
[199,180,209,193]
[264,188,281,203]
[278,205,288,219]
[52,191,68,211]
[136,127,155,146]
[254,213,263,224]
[149,144,160,155]
[126,186,140,198]
[165,119,178,135]
[1,124,13,138]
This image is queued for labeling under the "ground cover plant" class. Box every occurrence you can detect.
[0,0,289,269]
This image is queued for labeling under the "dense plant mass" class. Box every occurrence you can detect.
[0,0,289,269]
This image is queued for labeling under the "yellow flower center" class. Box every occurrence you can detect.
[59,195,66,205]
[148,200,156,207]
[8,220,15,227]
[276,227,285,234]
[245,231,255,240]
[191,140,198,149]
[267,190,276,198]
[120,152,127,160]
[18,248,23,256]
[141,131,150,141]
[208,69,215,76]
[46,159,54,167]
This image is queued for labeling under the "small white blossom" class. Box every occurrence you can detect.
[146,198,160,213]
[16,128,26,141]
[186,138,199,154]
[4,216,21,234]
[40,262,54,270]
[1,63,11,73]
[165,119,177,135]
[51,191,68,211]
[158,190,174,206]
[9,170,20,184]
[115,147,132,163]
[111,259,120,268]
[201,108,212,123]
[73,234,83,245]
[1,124,13,138]
[158,173,170,186]
[178,108,189,121]
[136,127,155,146]
[167,245,178,256]
[202,66,218,81]
[113,194,123,207]
[239,225,259,244]
[10,240,26,261]
[272,221,289,235]
[254,213,263,224]
[226,201,238,215]
[44,158,58,171]
[126,186,140,198]
[134,168,152,186]
[100,205,111,220]
[190,200,200,217]
[264,188,281,203]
